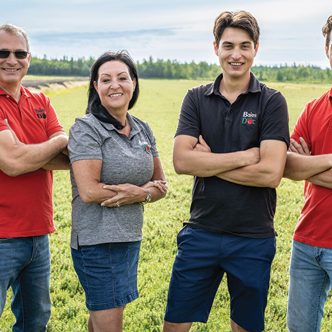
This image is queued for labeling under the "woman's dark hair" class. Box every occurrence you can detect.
[213,11,260,47]
[87,50,139,113]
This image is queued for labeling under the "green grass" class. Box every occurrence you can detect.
[1,80,331,331]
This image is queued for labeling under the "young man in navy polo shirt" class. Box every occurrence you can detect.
[163,11,289,332]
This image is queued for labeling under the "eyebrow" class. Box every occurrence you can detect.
[221,41,252,46]
[100,71,129,77]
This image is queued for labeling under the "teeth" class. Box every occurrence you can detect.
[110,93,122,97]
[230,62,242,66]
[3,68,19,72]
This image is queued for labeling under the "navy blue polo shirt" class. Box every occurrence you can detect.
[175,73,290,237]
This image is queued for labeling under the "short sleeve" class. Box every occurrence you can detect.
[40,93,63,137]
[260,92,290,147]
[68,118,103,163]
[291,103,311,146]
[175,89,200,138]
[0,109,7,131]
[142,122,159,157]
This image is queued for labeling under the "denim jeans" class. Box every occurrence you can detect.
[287,240,332,332]
[0,235,51,332]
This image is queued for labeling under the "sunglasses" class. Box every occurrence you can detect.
[0,50,29,59]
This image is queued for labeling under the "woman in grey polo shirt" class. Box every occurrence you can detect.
[68,50,167,331]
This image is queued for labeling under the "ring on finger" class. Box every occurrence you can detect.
[116,201,120,208]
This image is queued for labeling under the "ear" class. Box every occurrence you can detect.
[213,41,219,56]
[254,41,260,57]
[27,53,32,67]
[93,80,98,90]
[132,78,137,89]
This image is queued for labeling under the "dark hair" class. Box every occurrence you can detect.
[213,11,260,47]
[87,50,139,113]
[322,15,332,48]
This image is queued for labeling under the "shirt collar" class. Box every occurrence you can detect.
[328,87,332,99]
[96,113,141,137]
[0,86,29,98]
[205,72,261,97]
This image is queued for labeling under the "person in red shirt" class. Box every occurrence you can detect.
[0,24,69,331]
[284,15,332,332]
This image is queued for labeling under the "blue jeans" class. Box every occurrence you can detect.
[287,240,332,332]
[0,236,51,332]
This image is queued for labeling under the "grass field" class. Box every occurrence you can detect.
[1,80,332,331]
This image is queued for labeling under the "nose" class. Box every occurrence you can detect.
[109,79,120,89]
[231,47,242,60]
[6,53,18,65]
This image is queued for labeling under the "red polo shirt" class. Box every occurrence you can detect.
[291,87,332,248]
[0,86,63,237]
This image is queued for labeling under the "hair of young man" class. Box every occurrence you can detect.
[0,24,30,52]
[322,15,332,48]
[213,10,260,47]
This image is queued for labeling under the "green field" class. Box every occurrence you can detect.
[1,80,332,331]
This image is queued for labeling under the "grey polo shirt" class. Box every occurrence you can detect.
[68,113,158,249]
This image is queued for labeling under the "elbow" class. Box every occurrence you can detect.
[1,162,25,177]
[268,177,282,188]
[79,190,96,204]
[266,172,283,188]
[173,158,188,175]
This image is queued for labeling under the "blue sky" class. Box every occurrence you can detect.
[2,0,331,68]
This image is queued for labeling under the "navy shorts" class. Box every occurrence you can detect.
[71,241,140,311]
[164,226,276,332]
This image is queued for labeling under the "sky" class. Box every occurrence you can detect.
[1,0,331,68]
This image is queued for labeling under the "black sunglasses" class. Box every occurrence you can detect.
[0,50,29,59]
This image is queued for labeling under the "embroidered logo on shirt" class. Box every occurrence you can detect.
[241,111,257,125]
[34,108,47,119]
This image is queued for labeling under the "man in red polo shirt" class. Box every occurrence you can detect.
[0,24,69,331]
[284,15,332,332]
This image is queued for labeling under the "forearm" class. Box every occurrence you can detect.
[3,134,68,176]
[174,149,257,177]
[308,168,332,189]
[284,152,332,180]
[42,152,70,170]
[217,162,283,188]
[218,140,287,188]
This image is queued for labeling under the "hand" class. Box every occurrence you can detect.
[144,180,168,194]
[289,137,311,155]
[101,183,145,208]
[245,147,260,165]
[193,135,211,152]
[5,119,21,145]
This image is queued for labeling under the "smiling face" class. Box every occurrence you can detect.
[214,27,258,82]
[93,60,136,116]
[0,30,31,90]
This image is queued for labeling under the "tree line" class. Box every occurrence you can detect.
[28,56,332,83]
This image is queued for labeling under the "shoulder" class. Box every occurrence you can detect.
[70,114,99,133]
[305,89,330,111]
[130,114,151,131]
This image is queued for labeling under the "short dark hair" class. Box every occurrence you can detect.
[322,15,332,48]
[87,50,139,113]
[213,11,260,47]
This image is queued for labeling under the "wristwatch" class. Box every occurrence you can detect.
[144,190,152,203]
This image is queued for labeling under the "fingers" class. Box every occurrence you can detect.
[289,138,310,155]
[151,180,168,193]
[299,137,311,155]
